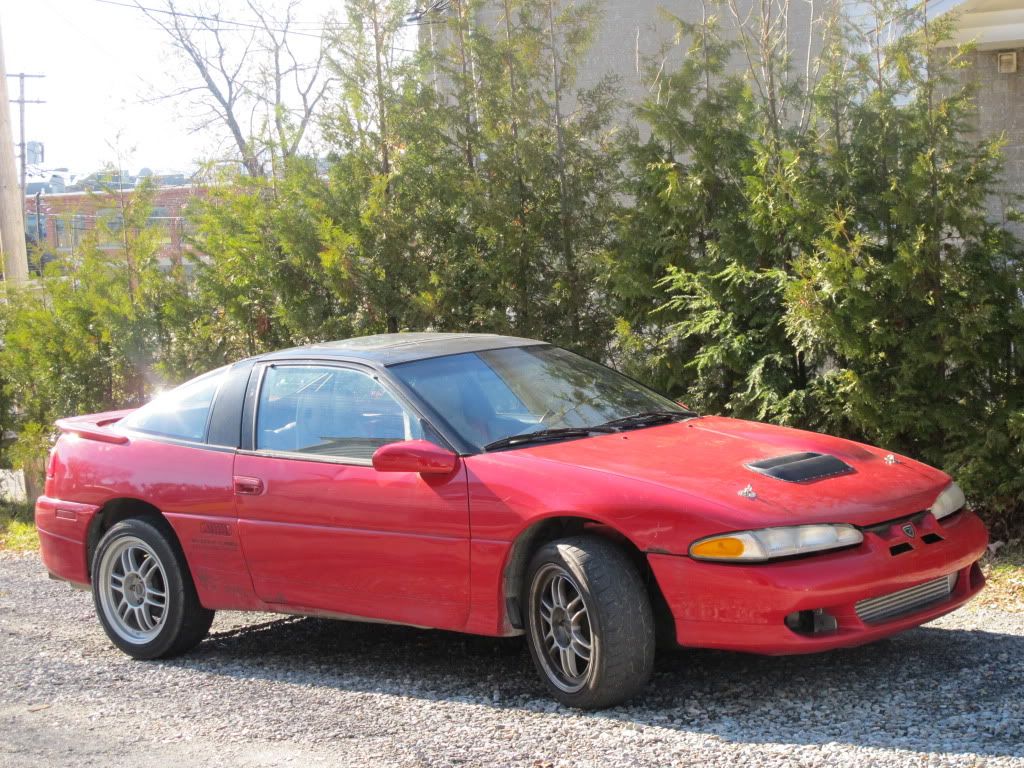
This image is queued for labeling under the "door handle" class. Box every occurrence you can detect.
[233,476,264,496]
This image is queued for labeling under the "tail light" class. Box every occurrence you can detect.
[46,445,59,479]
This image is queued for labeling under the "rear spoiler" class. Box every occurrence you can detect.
[55,409,135,445]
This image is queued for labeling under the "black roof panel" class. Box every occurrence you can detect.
[259,332,546,365]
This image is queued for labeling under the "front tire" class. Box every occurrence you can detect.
[524,535,655,708]
[91,517,214,659]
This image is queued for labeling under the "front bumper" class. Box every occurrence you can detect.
[648,509,988,655]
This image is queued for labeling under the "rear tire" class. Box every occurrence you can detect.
[91,517,214,659]
[524,535,655,708]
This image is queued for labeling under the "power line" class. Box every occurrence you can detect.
[35,212,190,221]
[408,1,452,23]
[92,0,329,38]
[91,0,450,37]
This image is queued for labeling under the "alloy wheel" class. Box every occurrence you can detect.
[530,564,594,693]
[96,536,169,644]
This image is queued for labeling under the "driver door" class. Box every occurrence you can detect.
[233,362,471,631]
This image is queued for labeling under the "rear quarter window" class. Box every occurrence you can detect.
[119,368,228,442]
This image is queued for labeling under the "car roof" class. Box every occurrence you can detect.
[259,332,547,366]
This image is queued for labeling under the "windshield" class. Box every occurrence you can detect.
[390,345,687,451]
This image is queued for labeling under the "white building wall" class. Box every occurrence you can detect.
[424,1,832,113]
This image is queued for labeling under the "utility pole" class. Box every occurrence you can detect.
[0,16,29,283]
[8,72,45,201]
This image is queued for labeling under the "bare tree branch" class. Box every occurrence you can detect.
[134,0,331,177]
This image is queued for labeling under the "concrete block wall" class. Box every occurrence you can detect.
[578,0,825,110]
[425,1,831,114]
[954,47,1024,232]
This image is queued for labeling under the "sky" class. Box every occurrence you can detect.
[3,0,339,176]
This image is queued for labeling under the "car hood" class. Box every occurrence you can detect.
[512,416,950,528]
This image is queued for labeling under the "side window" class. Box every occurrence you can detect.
[120,368,227,441]
[255,366,423,461]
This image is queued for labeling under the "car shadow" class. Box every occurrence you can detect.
[165,612,1024,759]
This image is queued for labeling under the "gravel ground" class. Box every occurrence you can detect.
[2,551,1022,768]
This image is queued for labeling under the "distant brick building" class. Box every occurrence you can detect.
[24,185,200,271]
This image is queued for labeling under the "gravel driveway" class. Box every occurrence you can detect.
[2,551,1022,768]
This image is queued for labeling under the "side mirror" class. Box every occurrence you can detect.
[372,440,459,475]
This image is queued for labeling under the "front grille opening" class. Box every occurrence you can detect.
[785,608,838,635]
[855,573,957,625]
[922,533,943,544]
[889,543,913,556]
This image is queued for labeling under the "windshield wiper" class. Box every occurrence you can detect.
[597,409,698,431]
[483,426,615,452]
[482,410,697,451]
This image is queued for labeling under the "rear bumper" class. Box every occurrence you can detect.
[649,509,988,655]
[35,496,100,586]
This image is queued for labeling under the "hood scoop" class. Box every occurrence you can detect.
[745,452,854,483]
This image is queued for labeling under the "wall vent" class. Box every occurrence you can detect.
[998,51,1017,74]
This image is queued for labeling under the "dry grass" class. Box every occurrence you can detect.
[0,501,38,551]
[978,541,1024,611]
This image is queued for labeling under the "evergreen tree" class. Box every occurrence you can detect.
[788,1,1024,534]
[613,9,812,421]
[420,0,623,354]
[616,1,1024,534]
[0,178,195,485]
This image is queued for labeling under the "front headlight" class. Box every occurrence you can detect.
[689,524,864,562]
[930,482,966,521]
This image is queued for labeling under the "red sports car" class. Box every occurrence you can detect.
[37,333,988,708]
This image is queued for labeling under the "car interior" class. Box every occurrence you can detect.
[256,367,422,460]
